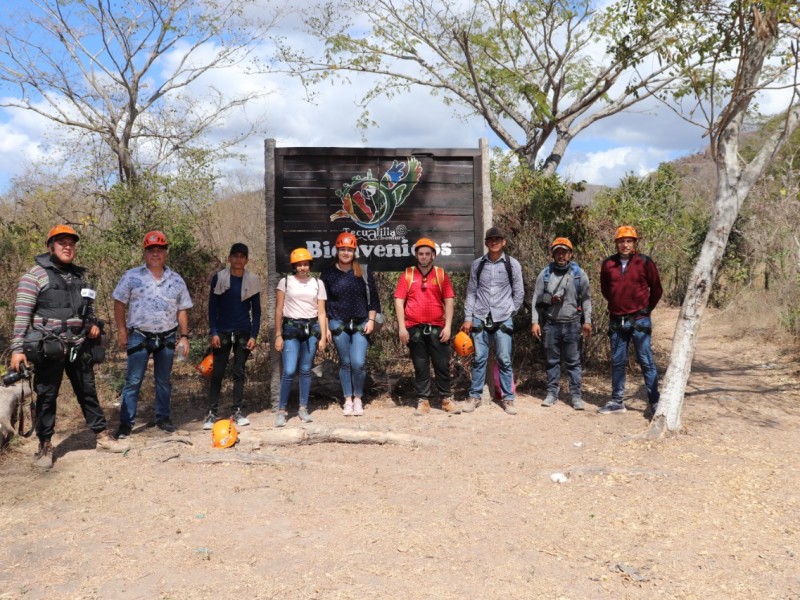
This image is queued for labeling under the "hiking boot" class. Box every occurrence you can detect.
[572,397,585,411]
[414,399,431,415]
[461,397,482,413]
[644,403,659,420]
[502,401,518,415]
[298,406,313,423]
[115,423,132,439]
[275,411,287,428]
[598,401,627,415]
[233,409,250,427]
[441,397,461,414]
[33,440,54,470]
[342,398,354,416]
[353,397,364,416]
[202,411,217,430]
[96,430,130,453]
[541,394,557,407]
[156,418,177,433]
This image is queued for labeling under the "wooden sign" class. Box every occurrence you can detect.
[270,146,485,272]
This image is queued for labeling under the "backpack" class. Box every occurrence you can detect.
[404,266,444,294]
[475,255,530,333]
[542,262,583,304]
[537,261,585,324]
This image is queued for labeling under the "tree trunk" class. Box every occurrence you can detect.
[648,179,741,434]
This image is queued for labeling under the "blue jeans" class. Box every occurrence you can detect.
[279,322,320,410]
[469,316,514,401]
[609,317,659,405]
[120,329,176,427]
[329,318,369,398]
[543,321,583,397]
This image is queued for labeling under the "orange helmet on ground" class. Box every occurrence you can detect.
[453,331,475,357]
[211,419,238,448]
[143,230,169,248]
[46,224,79,246]
[413,237,437,255]
[335,232,358,249]
[614,226,639,240]
[290,247,313,264]
[551,237,573,252]
[196,353,214,378]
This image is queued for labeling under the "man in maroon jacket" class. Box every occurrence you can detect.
[599,226,663,417]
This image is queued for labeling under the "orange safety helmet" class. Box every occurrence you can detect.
[211,418,238,448]
[550,237,573,252]
[335,232,358,249]
[143,230,169,248]
[614,226,639,241]
[46,224,79,246]
[290,247,313,264]
[195,352,214,378]
[453,331,475,357]
[413,237,437,255]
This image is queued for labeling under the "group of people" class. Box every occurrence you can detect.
[8,221,661,469]
[10,227,261,470]
[277,224,662,423]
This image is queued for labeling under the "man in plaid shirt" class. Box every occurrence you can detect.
[394,237,460,415]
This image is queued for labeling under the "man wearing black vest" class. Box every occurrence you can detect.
[9,225,129,470]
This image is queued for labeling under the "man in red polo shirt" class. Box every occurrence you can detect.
[395,237,460,415]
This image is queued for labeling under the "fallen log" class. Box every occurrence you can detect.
[0,385,27,448]
[259,425,443,448]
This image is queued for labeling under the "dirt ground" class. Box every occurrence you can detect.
[1,307,798,599]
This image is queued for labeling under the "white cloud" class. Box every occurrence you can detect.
[561,146,675,187]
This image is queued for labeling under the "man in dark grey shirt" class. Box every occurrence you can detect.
[531,237,593,410]
[461,227,524,415]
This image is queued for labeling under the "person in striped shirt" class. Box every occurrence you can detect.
[9,225,129,470]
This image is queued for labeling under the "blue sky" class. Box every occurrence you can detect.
[0,0,768,194]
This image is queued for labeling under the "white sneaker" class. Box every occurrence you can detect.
[202,411,217,430]
[233,409,250,427]
[343,398,354,416]
[353,397,364,416]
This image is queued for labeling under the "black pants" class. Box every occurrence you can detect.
[207,331,250,412]
[34,353,106,442]
[408,328,452,399]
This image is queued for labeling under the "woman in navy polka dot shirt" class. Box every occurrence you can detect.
[320,232,381,417]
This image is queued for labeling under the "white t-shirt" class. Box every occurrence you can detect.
[277,275,327,319]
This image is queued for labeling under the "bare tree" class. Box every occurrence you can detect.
[278,0,688,175]
[0,0,280,185]
[647,0,800,435]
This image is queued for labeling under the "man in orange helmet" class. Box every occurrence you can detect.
[9,225,129,470]
[203,243,261,430]
[394,237,459,415]
[531,237,593,410]
[599,226,663,417]
[113,230,193,436]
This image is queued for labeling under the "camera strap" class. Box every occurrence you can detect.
[16,380,35,438]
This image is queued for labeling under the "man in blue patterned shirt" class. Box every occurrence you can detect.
[113,230,193,437]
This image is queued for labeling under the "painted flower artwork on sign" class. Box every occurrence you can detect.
[331,157,423,229]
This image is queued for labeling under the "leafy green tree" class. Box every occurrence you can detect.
[281,0,688,174]
[641,0,800,435]
[0,0,277,185]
